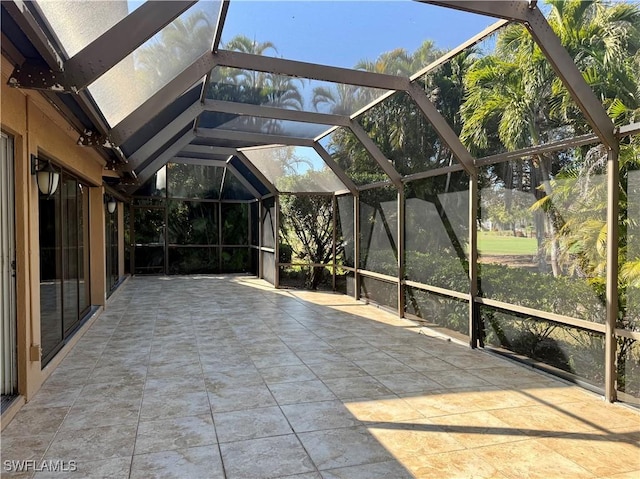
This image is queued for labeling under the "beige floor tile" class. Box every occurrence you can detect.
[399,388,497,417]
[135,414,217,454]
[298,426,395,471]
[368,419,466,459]
[58,399,141,430]
[472,439,595,479]
[130,446,224,479]
[423,370,492,389]
[374,372,443,395]
[281,400,361,433]
[269,380,337,405]
[323,376,393,400]
[207,383,277,413]
[220,435,316,479]
[0,434,52,465]
[33,457,131,479]
[537,433,640,476]
[488,403,600,437]
[428,410,525,448]
[2,407,68,438]
[307,361,368,380]
[44,424,137,463]
[405,450,506,479]
[320,460,414,479]
[213,406,293,443]
[259,364,318,384]
[344,397,424,422]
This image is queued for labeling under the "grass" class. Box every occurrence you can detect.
[478,230,538,256]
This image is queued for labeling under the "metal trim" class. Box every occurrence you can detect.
[474,297,607,334]
[204,99,350,127]
[65,1,196,89]
[213,49,410,91]
[404,280,469,301]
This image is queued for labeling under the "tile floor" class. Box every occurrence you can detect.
[1,275,639,479]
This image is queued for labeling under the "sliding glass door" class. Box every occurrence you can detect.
[39,169,91,366]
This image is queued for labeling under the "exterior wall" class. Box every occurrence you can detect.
[1,53,113,425]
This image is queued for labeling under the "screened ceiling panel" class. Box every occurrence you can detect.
[121,83,203,156]
[241,145,346,193]
[198,111,332,139]
[355,90,456,176]
[192,137,271,149]
[229,156,271,196]
[221,1,497,71]
[221,169,255,200]
[417,22,595,159]
[167,163,224,199]
[87,1,220,127]
[318,127,388,186]
[207,67,389,115]
[34,0,136,58]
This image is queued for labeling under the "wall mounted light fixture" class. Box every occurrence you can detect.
[31,154,60,197]
[105,195,117,214]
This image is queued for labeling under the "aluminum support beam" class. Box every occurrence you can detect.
[469,174,479,348]
[420,1,616,149]
[348,121,403,188]
[235,151,278,195]
[312,144,358,195]
[128,102,204,167]
[130,130,196,190]
[274,195,281,288]
[213,50,411,91]
[605,146,619,402]
[354,195,361,300]
[397,188,405,318]
[411,19,509,81]
[111,55,215,144]
[4,1,63,70]
[407,83,476,176]
[332,195,337,291]
[197,129,316,147]
[204,100,350,127]
[212,1,230,53]
[65,2,196,89]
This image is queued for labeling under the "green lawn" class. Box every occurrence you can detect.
[477,231,538,256]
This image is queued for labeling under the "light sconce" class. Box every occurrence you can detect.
[105,195,117,214]
[31,155,60,197]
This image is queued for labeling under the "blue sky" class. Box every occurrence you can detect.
[220,1,499,68]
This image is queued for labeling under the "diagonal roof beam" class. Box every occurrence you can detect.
[420,0,616,150]
[312,143,358,195]
[406,83,475,176]
[65,1,196,90]
[196,128,317,147]
[211,1,230,53]
[3,0,63,69]
[213,50,411,91]
[129,130,197,191]
[204,99,350,127]
[127,101,204,169]
[348,121,402,188]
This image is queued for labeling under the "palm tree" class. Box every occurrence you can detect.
[461,0,640,276]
